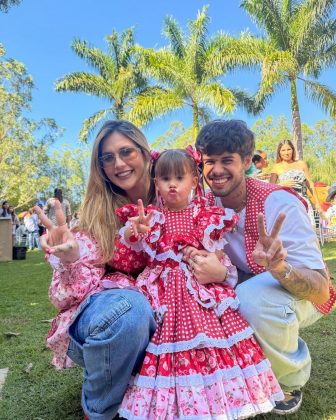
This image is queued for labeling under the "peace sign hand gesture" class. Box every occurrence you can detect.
[34,200,79,264]
[127,199,153,239]
[252,212,287,272]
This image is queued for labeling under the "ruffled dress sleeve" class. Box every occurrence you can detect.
[47,231,105,369]
[194,200,239,288]
[48,231,104,310]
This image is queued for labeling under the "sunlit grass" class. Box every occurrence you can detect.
[0,245,335,420]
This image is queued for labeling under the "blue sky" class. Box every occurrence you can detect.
[0,0,335,148]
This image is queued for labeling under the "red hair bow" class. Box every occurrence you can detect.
[185,145,202,166]
[150,150,161,162]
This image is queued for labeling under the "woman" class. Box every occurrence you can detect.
[270,140,322,220]
[35,121,160,419]
[8,205,19,244]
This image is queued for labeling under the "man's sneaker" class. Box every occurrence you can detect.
[273,390,303,415]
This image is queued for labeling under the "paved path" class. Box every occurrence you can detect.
[0,368,9,401]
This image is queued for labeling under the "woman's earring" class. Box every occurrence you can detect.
[188,189,194,203]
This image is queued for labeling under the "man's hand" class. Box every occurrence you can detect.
[34,200,79,264]
[182,247,227,284]
[252,212,287,273]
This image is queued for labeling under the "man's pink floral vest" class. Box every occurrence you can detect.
[207,177,336,315]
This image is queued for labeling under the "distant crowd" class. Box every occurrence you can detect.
[0,188,79,251]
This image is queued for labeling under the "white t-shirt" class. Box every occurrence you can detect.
[214,190,324,273]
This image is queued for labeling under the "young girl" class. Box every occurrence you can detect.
[116,148,284,419]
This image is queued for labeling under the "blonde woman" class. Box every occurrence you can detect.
[36,120,158,419]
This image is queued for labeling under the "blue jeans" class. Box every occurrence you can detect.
[27,230,41,250]
[236,272,323,392]
[67,289,156,420]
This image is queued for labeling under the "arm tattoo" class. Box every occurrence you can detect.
[271,264,329,304]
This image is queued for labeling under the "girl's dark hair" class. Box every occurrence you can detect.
[276,140,296,163]
[154,149,199,179]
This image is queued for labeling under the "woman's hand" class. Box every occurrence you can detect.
[182,247,227,284]
[252,212,287,272]
[34,201,80,264]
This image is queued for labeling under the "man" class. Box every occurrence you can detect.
[251,150,270,181]
[24,208,41,250]
[45,188,71,227]
[184,120,335,415]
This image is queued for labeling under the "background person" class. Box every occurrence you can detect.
[0,200,11,218]
[270,140,322,217]
[252,150,270,182]
[320,182,336,228]
[23,208,41,251]
[36,120,156,420]
[8,205,19,244]
[186,119,334,416]
[45,188,72,227]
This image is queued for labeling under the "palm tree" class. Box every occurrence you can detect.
[129,7,253,141]
[224,0,336,159]
[55,28,147,142]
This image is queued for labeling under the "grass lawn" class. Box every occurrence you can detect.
[0,245,335,420]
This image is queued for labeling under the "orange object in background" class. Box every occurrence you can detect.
[307,182,331,212]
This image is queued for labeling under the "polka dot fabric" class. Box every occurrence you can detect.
[207,178,336,315]
[119,198,284,419]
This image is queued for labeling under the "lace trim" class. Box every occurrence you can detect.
[119,397,283,420]
[146,327,254,355]
[214,296,240,317]
[202,217,228,252]
[133,358,272,388]
[156,249,183,263]
[182,261,217,309]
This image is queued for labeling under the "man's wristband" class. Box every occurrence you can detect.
[273,262,294,281]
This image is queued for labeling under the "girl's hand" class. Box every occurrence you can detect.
[128,199,153,238]
[33,201,79,263]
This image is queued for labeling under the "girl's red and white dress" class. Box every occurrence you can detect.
[117,198,283,419]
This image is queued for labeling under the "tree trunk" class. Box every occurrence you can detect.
[290,78,303,159]
[192,104,200,142]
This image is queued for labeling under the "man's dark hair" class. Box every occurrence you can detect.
[195,120,255,159]
[252,154,262,164]
[54,188,63,203]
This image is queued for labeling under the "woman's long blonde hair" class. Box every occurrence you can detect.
[78,120,154,263]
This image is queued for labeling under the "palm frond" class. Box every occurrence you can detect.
[185,6,210,81]
[79,108,112,142]
[205,33,272,76]
[128,88,184,127]
[240,0,289,49]
[163,15,186,59]
[119,27,135,66]
[55,73,113,99]
[291,0,336,53]
[303,79,336,118]
[71,39,116,81]
[196,83,236,114]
